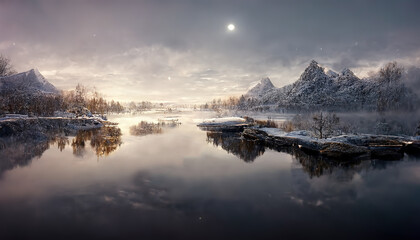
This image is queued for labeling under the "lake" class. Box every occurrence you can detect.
[0,111,419,239]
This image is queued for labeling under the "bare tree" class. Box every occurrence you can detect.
[74,83,87,108]
[312,112,340,139]
[0,54,17,77]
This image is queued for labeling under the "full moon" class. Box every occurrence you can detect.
[227,24,235,31]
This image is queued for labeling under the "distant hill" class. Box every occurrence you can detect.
[245,77,275,98]
[0,69,59,95]
[242,60,417,111]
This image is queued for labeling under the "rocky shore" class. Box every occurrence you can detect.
[0,117,121,176]
[0,117,104,141]
[197,117,420,160]
[243,128,420,160]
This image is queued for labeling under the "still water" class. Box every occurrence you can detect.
[0,112,419,239]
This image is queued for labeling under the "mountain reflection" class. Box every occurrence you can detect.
[0,126,122,175]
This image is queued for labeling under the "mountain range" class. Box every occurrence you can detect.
[243,60,417,111]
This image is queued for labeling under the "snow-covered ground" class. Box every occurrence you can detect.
[258,127,416,144]
[243,127,420,159]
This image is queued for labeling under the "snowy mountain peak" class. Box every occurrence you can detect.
[0,69,59,94]
[299,60,327,82]
[309,60,319,67]
[238,60,416,111]
[246,77,275,98]
[340,68,355,77]
[260,77,274,86]
[326,70,339,78]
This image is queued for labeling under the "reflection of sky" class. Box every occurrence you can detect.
[0,112,420,238]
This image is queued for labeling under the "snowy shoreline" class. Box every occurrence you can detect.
[0,117,107,140]
[243,128,420,160]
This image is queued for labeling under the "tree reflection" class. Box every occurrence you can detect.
[206,131,265,162]
[71,126,122,157]
[0,126,123,175]
[202,129,399,179]
[90,127,122,157]
[129,120,180,136]
[286,148,353,178]
[52,135,69,152]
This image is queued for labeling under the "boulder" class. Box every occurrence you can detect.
[320,142,370,158]
[242,128,269,141]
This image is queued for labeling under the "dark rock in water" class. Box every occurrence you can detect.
[320,142,370,158]
[404,140,420,156]
[271,135,296,147]
[241,127,419,160]
[363,136,406,160]
[370,146,404,160]
[198,124,249,132]
[243,128,268,141]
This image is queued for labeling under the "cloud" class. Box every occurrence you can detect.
[1,0,420,102]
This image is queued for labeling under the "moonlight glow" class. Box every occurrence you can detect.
[227,24,235,31]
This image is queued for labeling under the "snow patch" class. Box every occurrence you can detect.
[199,117,247,126]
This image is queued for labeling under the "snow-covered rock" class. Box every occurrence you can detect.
[197,117,250,132]
[199,117,247,126]
[242,127,417,159]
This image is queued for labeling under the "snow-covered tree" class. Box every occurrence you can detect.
[378,61,403,85]
[376,62,406,112]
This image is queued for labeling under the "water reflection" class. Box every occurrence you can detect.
[52,135,69,152]
[206,131,265,162]
[0,138,50,176]
[1,114,419,239]
[203,130,404,179]
[0,126,122,175]
[129,120,181,136]
[72,126,122,157]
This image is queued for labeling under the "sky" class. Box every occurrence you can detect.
[1,0,420,103]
